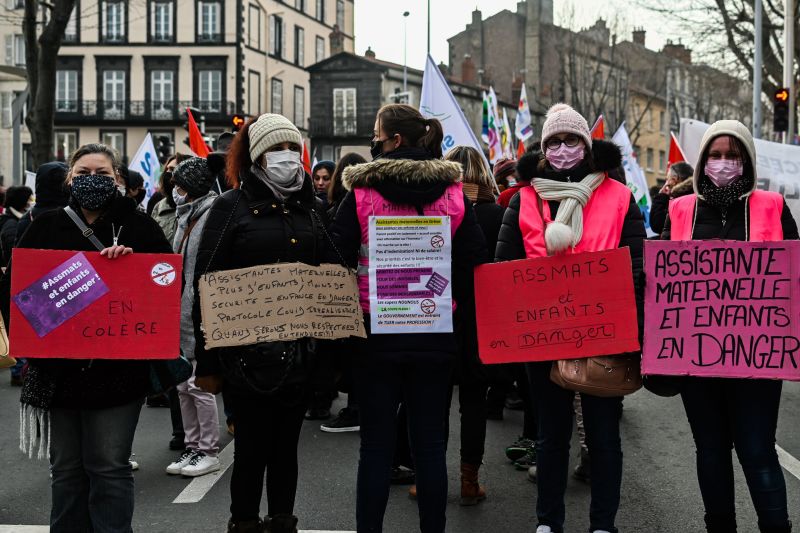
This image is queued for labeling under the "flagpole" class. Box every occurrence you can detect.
[427,0,431,55]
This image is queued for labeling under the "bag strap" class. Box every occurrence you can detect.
[178,217,201,254]
[64,206,104,252]
[310,209,349,269]
[199,190,242,276]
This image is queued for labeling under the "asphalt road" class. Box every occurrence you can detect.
[2,372,800,533]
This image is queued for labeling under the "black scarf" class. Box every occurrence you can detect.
[700,176,754,212]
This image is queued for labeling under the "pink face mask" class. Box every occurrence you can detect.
[705,159,743,188]
[546,143,585,171]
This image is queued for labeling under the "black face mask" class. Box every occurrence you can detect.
[370,137,392,160]
[135,189,146,205]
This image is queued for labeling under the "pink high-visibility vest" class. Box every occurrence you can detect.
[668,190,784,241]
[354,183,466,313]
[518,176,632,258]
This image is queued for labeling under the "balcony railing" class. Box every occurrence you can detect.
[309,117,360,138]
[54,99,237,123]
[197,32,223,43]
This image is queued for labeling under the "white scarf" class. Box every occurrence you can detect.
[532,172,606,255]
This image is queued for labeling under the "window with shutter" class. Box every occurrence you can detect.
[315,36,324,63]
[295,26,304,66]
[1,93,11,129]
[13,35,24,66]
[5,35,13,66]
[294,86,304,128]
[333,88,356,136]
[269,16,276,55]
[271,78,283,114]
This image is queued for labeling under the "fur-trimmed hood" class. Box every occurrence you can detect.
[342,158,462,191]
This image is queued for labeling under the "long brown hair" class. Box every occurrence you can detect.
[376,104,444,158]
[224,117,260,189]
[445,146,493,189]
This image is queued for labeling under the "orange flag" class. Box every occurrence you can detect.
[517,140,526,159]
[590,115,605,140]
[302,141,312,175]
[187,108,210,158]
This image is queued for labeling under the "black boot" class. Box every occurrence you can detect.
[705,513,737,533]
[264,514,299,533]
[760,521,792,533]
[227,518,263,533]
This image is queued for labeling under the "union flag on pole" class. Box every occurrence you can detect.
[187,108,211,158]
[590,115,605,140]
[668,132,687,169]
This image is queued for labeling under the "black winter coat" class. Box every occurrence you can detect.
[330,149,489,359]
[661,196,799,241]
[495,140,647,339]
[192,172,328,380]
[0,195,173,409]
[0,212,19,266]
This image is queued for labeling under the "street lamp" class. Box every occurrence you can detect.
[403,11,410,92]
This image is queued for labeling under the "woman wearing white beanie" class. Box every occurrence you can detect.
[495,103,646,533]
[191,113,329,533]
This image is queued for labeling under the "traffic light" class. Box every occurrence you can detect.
[231,114,246,131]
[156,135,173,162]
[774,87,790,133]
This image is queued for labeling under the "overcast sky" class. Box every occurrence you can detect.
[354,0,672,71]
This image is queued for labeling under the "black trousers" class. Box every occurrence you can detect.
[229,396,307,521]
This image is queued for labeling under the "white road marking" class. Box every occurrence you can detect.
[777,444,800,481]
[0,529,353,533]
[172,441,235,504]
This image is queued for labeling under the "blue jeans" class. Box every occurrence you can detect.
[49,400,143,533]
[354,353,453,533]
[527,362,622,533]
[681,377,789,532]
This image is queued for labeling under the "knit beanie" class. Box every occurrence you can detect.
[173,157,216,198]
[248,113,303,162]
[540,103,592,152]
[493,158,517,181]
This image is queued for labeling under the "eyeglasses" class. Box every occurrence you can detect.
[545,135,582,151]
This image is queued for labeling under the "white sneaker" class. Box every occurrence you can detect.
[181,452,220,477]
[166,449,196,475]
[536,527,553,533]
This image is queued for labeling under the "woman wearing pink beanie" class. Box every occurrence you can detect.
[495,103,646,533]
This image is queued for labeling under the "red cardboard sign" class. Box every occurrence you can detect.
[10,248,182,360]
[475,248,640,364]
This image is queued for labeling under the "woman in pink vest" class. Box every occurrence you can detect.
[495,103,646,533]
[662,120,797,533]
[329,104,488,533]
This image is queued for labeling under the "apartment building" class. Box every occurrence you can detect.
[0,0,354,182]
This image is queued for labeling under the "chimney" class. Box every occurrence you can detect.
[461,54,477,85]
[438,61,449,78]
[662,40,692,64]
[633,27,646,46]
[329,24,344,55]
[364,46,376,60]
[471,8,482,27]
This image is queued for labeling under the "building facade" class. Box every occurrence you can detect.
[0,0,354,182]
[307,50,523,163]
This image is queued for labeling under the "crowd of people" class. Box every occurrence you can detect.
[0,101,795,533]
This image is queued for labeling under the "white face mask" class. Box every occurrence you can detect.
[263,150,303,185]
[172,187,187,206]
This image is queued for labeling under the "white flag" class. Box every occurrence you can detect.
[129,133,161,206]
[611,123,655,236]
[515,83,534,142]
[420,54,490,170]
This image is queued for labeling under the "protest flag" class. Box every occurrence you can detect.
[302,141,312,175]
[591,115,605,140]
[515,83,534,142]
[129,133,160,206]
[668,132,687,169]
[187,108,211,158]
[517,140,526,159]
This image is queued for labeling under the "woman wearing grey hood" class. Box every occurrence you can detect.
[663,120,797,533]
[164,157,221,479]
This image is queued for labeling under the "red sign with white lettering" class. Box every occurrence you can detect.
[10,248,182,359]
[475,248,640,364]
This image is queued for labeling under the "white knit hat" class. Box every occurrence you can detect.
[540,103,592,152]
[248,113,303,162]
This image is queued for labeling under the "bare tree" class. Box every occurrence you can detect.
[24,0,75,168]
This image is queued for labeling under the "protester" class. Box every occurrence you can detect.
[492,158,517,192]
[330,104,488,532]
[661,120,797,533]
[119,167,146,209]
[442,145,505,505]
[327,152,367,221]
[164,157,221,478]
[14,162,70,244]
[312,160,336,202]
[0,143,173,533]
[0,185,33,267]
[497,142,541,208]
[649,161,694,236]
[193,113,327,533]
[495,103,646,533]
[151,153,191,246]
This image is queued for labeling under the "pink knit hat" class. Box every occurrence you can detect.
[540,103,592,152]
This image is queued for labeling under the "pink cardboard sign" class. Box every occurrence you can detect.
[643,240,800,381]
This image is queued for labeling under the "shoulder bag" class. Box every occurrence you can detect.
[63,206,192,393]
[530,195,643,397]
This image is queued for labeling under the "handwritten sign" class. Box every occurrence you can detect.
[10,249,182,359]
[368,216,453,334]
[643,240,800,380]
[198,262,366,349]
[475,248,640,364]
